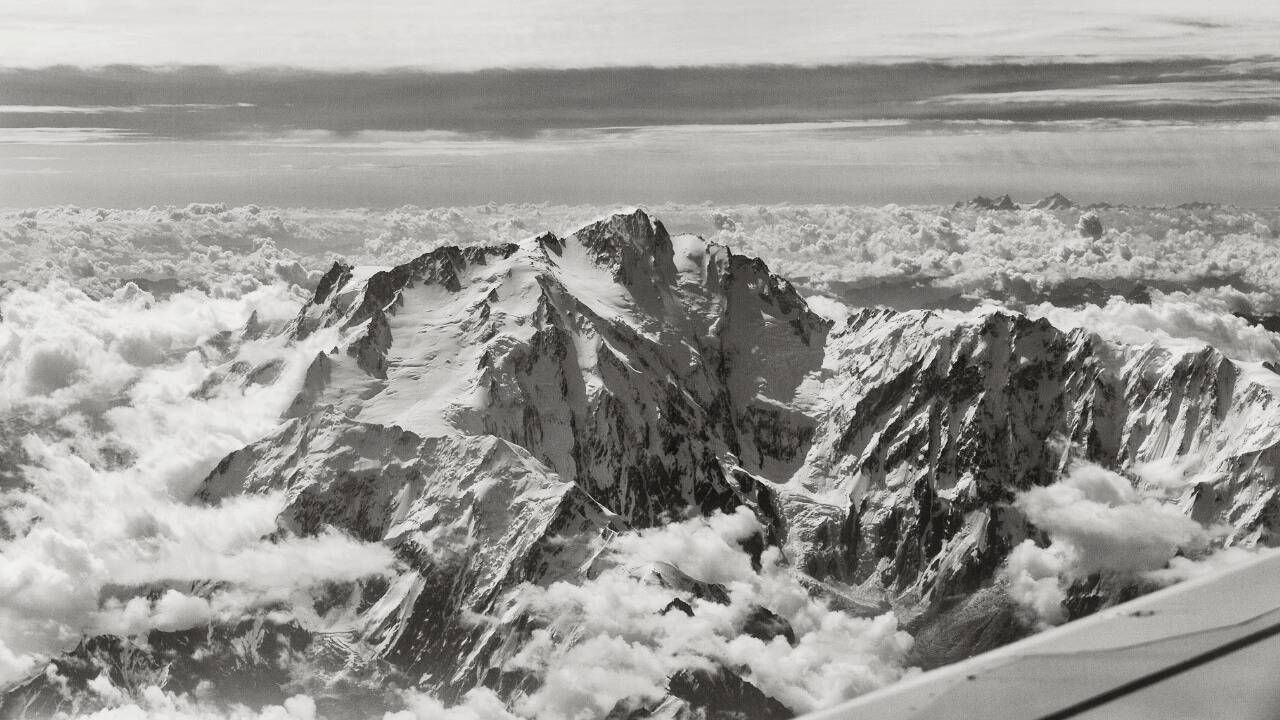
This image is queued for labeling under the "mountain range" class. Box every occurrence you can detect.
[5,210,1277,720]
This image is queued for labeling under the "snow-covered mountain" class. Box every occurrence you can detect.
[5,210,1278,719]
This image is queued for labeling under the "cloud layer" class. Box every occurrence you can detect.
[507,509,914,718]
[5,61,1280,140]
[4,2,1280,68]
[0,280,395,689]
[25,509,917,719]
[6,203,1280,314]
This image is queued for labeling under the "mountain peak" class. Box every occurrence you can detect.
[554,208,677,283]
[955,194,1020,211]
[1031,193,1076,210]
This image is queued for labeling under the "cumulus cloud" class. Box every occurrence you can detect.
[507,508,914,718]
[0,281,303,420]
[803,295,852,325]
[998,459,1243,627]
[382,689,517,720]
[0,281,395,690]
[7,202,1280,318]
[61,687,321,720]
[1145,545,1280,585]
[1000,541,1071,626]
[1026,294,1280,363]
[1017,462,1214,575]
[95,591,213,637]
[42,685,517,720]
[25,507,919,720]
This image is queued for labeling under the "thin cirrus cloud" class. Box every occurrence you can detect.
[2,119,1278,207]
[3,60,1280,141]
[0,128,146,144]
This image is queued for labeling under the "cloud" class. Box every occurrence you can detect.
[0,280,304,415]
[1017,462,1214,575]
[95,591,213,637]
[13,202,1280,318]
[1145,545,1280,585]
[0,281,394,690]
[6,62,1280,142]
[41,685,519,720]
[1001,541,1070,626]
[382,689,518,720]
[1025,294,1280,363]
[999,459,1239,627]
[803,295,853,325]
[0,128,148,144]
[507,508,914,718]
[63,687,320,720]
[5,3,1280,68]
[928,79,1280,111]
[0,206,326,301]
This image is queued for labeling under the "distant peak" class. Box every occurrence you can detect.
[1031,193,1076,210]
[955,194,1020,211]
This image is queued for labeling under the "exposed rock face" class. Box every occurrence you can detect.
[8,209,1279,718]
[203,413,616,697]
[269,211,829,530]
[783,307,1279,612]
[955,195,1020,211]
[195,209,839,707]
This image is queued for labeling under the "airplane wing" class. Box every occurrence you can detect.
[805,552,1280,720]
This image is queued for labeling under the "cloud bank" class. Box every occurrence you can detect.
[998,459,1264,627]
[0,280,396,690]
[6,203,1280,314]
[5,61,1280,141]
[1026,295,1280,363]
[507,508,915,718]
[26,510,917,719]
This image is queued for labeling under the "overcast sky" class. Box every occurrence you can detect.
[2,1,1279,207]
[4,1,1280,68]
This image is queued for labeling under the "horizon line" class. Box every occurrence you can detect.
[5,54,1280,75]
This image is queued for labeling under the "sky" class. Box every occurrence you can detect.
[1,1,1279,207]
[5,1,1280,68]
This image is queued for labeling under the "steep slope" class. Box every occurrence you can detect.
[194,210,837,706]
[201,413,616,696]
[779,308,1279,621]
[275,210,829,528]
